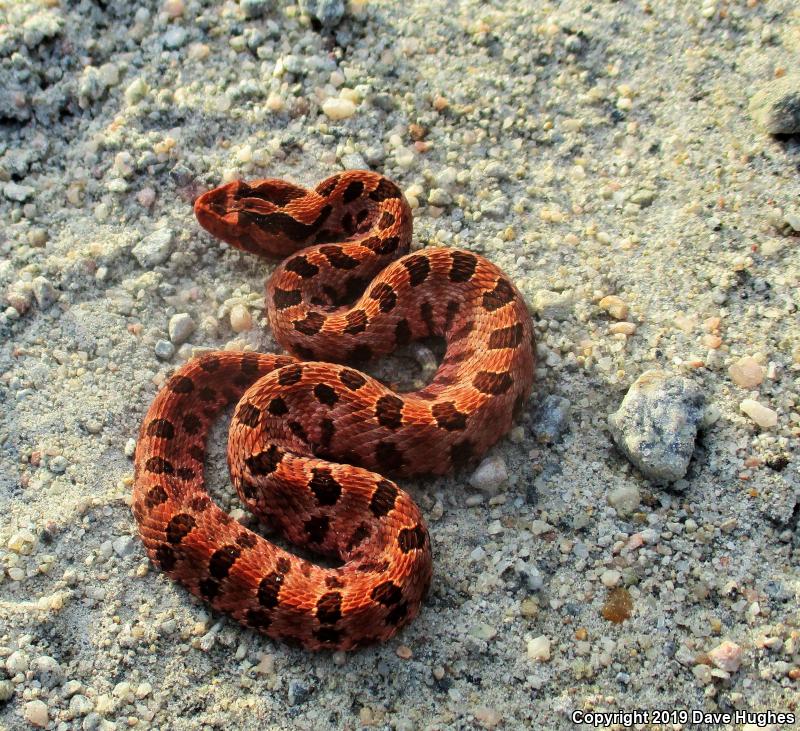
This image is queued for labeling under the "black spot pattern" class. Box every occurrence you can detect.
[145,485,168,508]
[320,245,359,269]
[347,344,372,363]
[450,439,474,467]
[375,441,403,471]
[209,545,242,579]
[395,319,412,345]
[146,456,173,475]
[316,591,343,624]
[236,532,258,549]
[189,495,211,512]
[386,601,409,626]
[449,251,478,282]
[278,364,303,385]
[343,179,365,202]
[245,445,283,475]
[368,178,402,201]
[314,627,342,644]
[346,523,370,551]
[198,386,216,402]
[313,383,338,406]
[293,311,326,335]
[288,420,307,442]
[268,397,289,415]
[445,300,460,331]
[273,288,302,310]
[341,212,356,236]
[199,578,220,600]
[251,183,305,207]
[305,515,330,544]
[183,413,202,435]
[147,418,175,439]
[488,322,523,349]
[176,467,195,481]
[420,301,435,335]
[166,513,196,544]
[258,572,284,607]
[241,353,263,375]
[398,524,427,553]
[482,278,515,311]
[155,544,176,571]
[200,355,220,371]
[431,401,468,430]
[316,175,340,197]
[285,255,319,278]
[378,210,395,230]
[473,370,513,395]
[370,282,397,312]
[241,204,332,242]
[237,403,261,428]
[450,319,474,342]
[309,468,342,505]
[369,479,398,517]
[277,557,291,574]
[403,255,431,286]
[375,394,404,429]
[246,608,272,630]
[170,375,194,393]
[188,445,205,462]
[344,309,368,335]
[371,581,403,606]
[339,369,366,390]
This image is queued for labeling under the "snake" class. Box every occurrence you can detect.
[132,171,536,651]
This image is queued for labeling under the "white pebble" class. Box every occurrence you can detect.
[23,700,49,728]
[600,569,622,588]
[169,312,195,344]
[229,304,253,332]
[740,399,777,428]
[32,276,56,308]
[607,485,641,514]
[8,530,37,554]
[322,98,356,120]
[468,456,508,495]
[707,640,743,672]
[527,635,551,662]
[599,295,629,320]
[6,650,30,674]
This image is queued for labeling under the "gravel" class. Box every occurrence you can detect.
[1,0,799,728]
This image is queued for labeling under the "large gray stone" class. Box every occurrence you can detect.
[608,370,704,483]
[750,76,800,135]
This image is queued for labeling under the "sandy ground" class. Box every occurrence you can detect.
[1,0,799,729]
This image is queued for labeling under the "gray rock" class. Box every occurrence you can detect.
[132,229,173,268]
[163,27,188,50]
[299,0,345,27]
[32,276,57,308]
[112,535,136,558]
[154,339,175,361]
[530,289,574,321]
[3,181,35,201]
[287,679,311,705]
[608,370,704,483]
[532,395,571,444]
[168,313,195,345]
[749,76,800,135]
[241,0,273,19]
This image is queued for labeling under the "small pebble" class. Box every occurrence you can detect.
[241,0,272,19]
[599,295,629,320]
[32,276,56,308]
[707,640,743,672]
[607,485,641,514]
[49,455,68,473]
[527,635,551,662]
[230,304,253,332]
[299,0,345,27]
[23,700,49,728]
[322,98,356,120]
[467,456,508,495]
[132,228,173,267]
[600,569,622,588]
[532,395,571,444]
[739,399,777,428]
[728,356,764,388]
[154,339,175,360]
[749,75,800,135]
[168,313,195,344]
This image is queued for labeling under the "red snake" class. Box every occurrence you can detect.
[132,171,535,651]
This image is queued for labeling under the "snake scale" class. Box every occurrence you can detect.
[132,171,535,651]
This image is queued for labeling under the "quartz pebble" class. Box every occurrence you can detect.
[608,370,704,483]
[132,228,173,267]
[527,635,551,662]
[532,395,571,443]
[728,356,764,388]
[599,295,629,320]
[229,304,253,332]
[169,313,195,344]
[300,0,345,27]
[32,276,56,308]
[468,456,508,495]
[531,289,574,321]
[707,640,743,672]
[23,700,49,727]
[739,399,778,428]
[322,98,356,120]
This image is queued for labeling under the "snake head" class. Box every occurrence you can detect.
[194,179,318,257]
